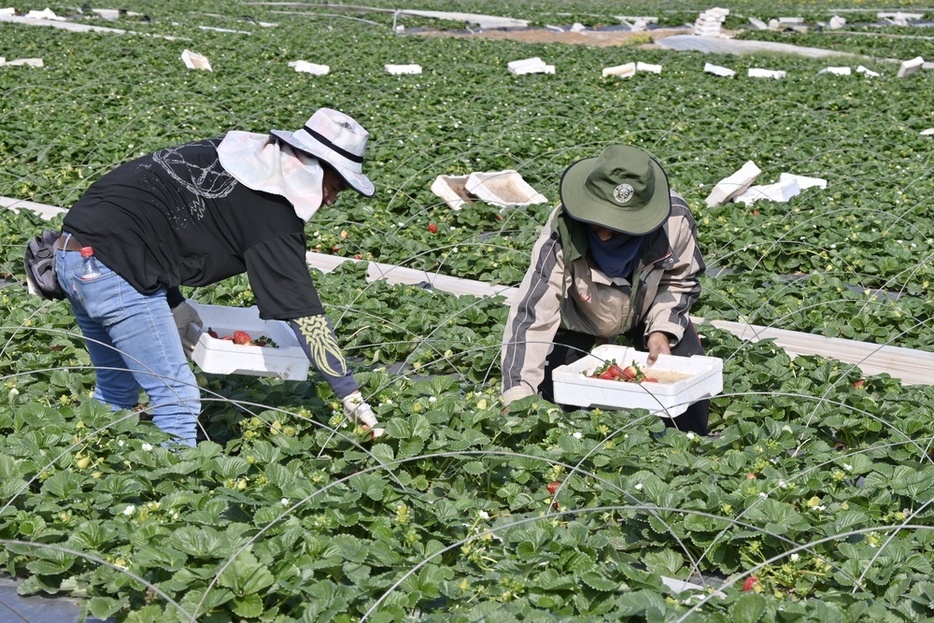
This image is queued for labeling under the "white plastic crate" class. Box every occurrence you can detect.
[551,344,723,417]
[186,302,309,381]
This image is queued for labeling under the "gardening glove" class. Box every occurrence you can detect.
[172,301,203,358]
[342,391,385,439]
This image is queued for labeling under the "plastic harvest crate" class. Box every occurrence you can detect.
[551,344,723,418]
[186,302,309,381]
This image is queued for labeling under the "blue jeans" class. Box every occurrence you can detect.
[55,241,199,446]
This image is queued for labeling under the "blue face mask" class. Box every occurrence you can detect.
[585,226,644,279]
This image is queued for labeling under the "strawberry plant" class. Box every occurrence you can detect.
[2,0,934,620]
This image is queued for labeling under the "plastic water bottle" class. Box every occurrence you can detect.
[80,246,102,280]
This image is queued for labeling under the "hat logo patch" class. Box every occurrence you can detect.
[613,183,635,204]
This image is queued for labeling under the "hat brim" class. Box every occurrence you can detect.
[560,155,671,235]
[271,130,375,197]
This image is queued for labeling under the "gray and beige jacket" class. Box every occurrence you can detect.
[500,192,705,405]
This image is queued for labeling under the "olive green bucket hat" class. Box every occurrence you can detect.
[560,145,671,235]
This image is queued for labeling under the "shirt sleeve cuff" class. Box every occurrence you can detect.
[167,287,186,309]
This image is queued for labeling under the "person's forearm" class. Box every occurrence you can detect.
[289,314,359,399]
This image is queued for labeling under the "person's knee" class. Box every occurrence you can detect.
[664,401,709,435]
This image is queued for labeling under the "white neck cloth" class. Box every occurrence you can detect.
[217,131,324,222]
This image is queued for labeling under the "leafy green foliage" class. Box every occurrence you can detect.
[2,0,934,621]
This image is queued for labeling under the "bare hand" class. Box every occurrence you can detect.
[646,332,672,365]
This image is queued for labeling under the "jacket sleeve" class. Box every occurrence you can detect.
[289,315,359,400]
[501,219,567,406]
[643,199,705,342]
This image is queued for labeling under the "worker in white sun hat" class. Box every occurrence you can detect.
[500,144,709,435]
[53,107,382,446]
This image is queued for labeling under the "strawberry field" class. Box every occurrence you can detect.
[1,0,934,621]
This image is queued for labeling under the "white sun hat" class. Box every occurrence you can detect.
[270,108,375,197]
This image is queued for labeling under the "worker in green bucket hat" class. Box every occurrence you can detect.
[501,144,709,435]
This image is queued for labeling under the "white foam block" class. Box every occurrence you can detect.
[552,345,724,418]
[430,174,470,210]
[602,62,636,78]
[465,170,547,208]
[704,63,735,77]
[3,58,43,67]
[748,17,768,30]
[181,49,212,71]
[187,302,309,380]
[385,63,422,75]
[819,66,851,76]
[508,57,555,75]
[779,172,827,191]
[897,56,924,78]
[26,8,64,20]
[636,61,662,74]
[705,160,762,207]
[748,67,786,79]
[735,177,801,205]
[289,60,330,75]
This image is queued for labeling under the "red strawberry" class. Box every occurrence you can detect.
[598,369,617,380]
[620,365,638,381]
[853,379,865,389]
[207,328,219,339]
[232,330,252,345]
[742,576,757,591]
[547,481,561,495]
[427,223,439,234]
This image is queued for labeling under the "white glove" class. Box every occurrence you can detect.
[341,391,384,438]
[172,301,203,358]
